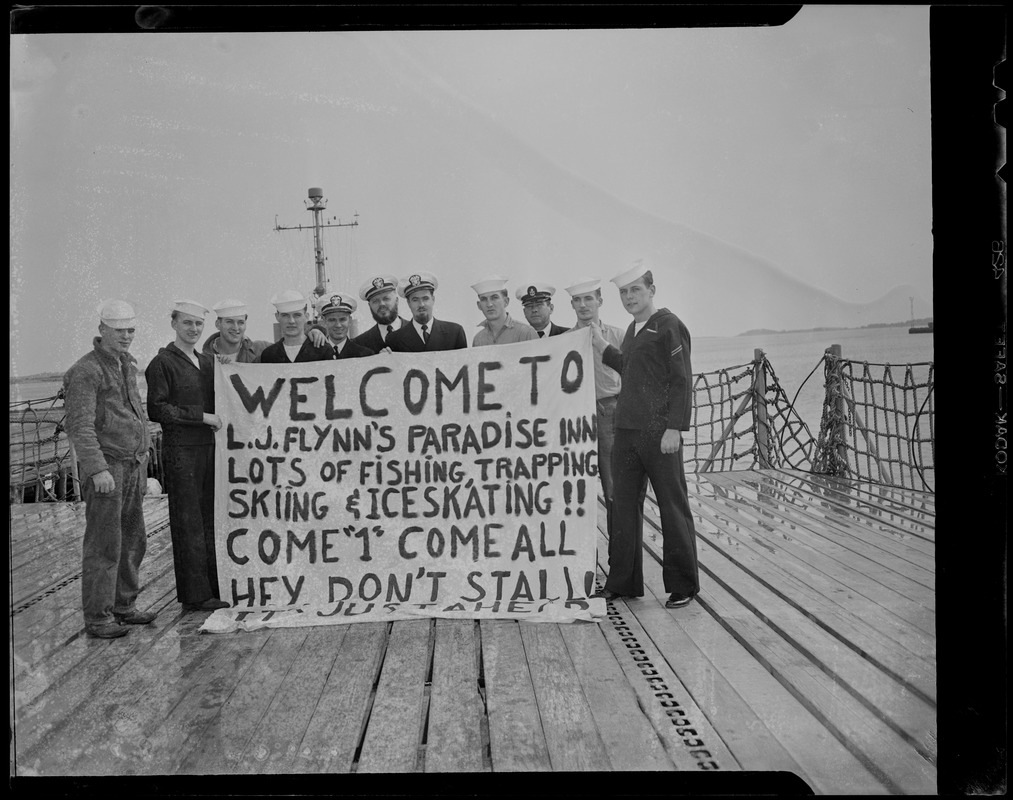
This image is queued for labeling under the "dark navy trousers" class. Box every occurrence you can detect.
[605,427,699,597]
[163,444,219,604]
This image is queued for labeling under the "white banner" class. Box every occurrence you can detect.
[202,328,605,632]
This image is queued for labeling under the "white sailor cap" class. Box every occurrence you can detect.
[359,274,399,301]
[470,276,509,296]
[212,298,248,318]
[316,293,357,316]
[516,283,556,305]
[564,277,603,297]
[173,299,210,318]
[397,272,438,299]
[611,259,650,289]
[271,289,308,314]
[98,299,137,329]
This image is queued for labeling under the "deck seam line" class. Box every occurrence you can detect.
[697,476,935,578]
[684,492,936,622]
[349,621,393,772]
[769,468,936,533]
[674,489,933,598]
[634,497,938,712]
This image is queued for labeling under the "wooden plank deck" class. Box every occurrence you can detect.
[9,469,936,793]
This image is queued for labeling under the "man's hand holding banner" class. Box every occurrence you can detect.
[202,328,605,632]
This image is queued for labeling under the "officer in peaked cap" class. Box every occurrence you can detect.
[589,258,699,610]
[471,276,538,347]
[516,282,569,338]
[315,293,373,360]
[259,290,333,363]
[352,273,408,353]
[385,271,467,352]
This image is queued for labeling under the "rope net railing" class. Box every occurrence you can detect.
[813,352,935,492]
[9,391,165,503]
[684,354,816,474]
[9,391,76,502]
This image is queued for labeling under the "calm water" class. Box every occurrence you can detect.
[11,326,933,438]
[693,326,934,438]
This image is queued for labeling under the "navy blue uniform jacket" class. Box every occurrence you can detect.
[601,308,693,431]
[352,317,410,353]
[145,343,215,447]
[386,319,468,352]
[259,338,334,364]
[327,339,375,360]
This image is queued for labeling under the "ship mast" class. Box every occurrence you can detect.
[274,187,359,320]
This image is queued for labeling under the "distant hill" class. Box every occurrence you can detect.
[738,318,933,337]
[10,371,65,384]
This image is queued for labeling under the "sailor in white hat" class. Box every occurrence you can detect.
[203,299,261,363]
[516,282,569,338]
[314,293,373,360]
[167,299,211,369]
[471,276,539,347]
[590,258,700,609]
[565,277,626,538]
[352,273,409,352]
[144,300,226,613]
[89,299,139,357]
[385,272,467,352]
[63,299,155,637]
[259,290,333,363]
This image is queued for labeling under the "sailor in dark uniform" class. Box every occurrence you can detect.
[351,274,409,353]
[259,290,334,363]
[516,282,570,338]
[314,293,374,359]
[145,299,228,613]
[589,260,699,609]
[386,271,468,352]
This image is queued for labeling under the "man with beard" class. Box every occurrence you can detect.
[516,283,570,337]
[351,274,408,353]
[385,272,467,352]
[315,293,374,359]
[259,290,334,363]
[471,276,539,347]
[145,299,227,613]
[64,300,154,637]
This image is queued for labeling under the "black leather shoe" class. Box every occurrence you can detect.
[665,593,695,609]
[591,589,624,601]
[183,598,231,612]
[114,609,157,625]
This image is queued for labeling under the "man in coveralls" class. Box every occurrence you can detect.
[64,300,155,637]
[589,260,699,608]
[145,299,228,613]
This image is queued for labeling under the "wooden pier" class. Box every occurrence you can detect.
[10,469,936,793]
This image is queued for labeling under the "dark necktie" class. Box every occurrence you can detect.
[333,345,341,358]
[385,325,393,340]
[421,323,429,344]
[538,330,545,338]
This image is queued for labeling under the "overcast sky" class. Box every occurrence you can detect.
[10,6,932,376]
